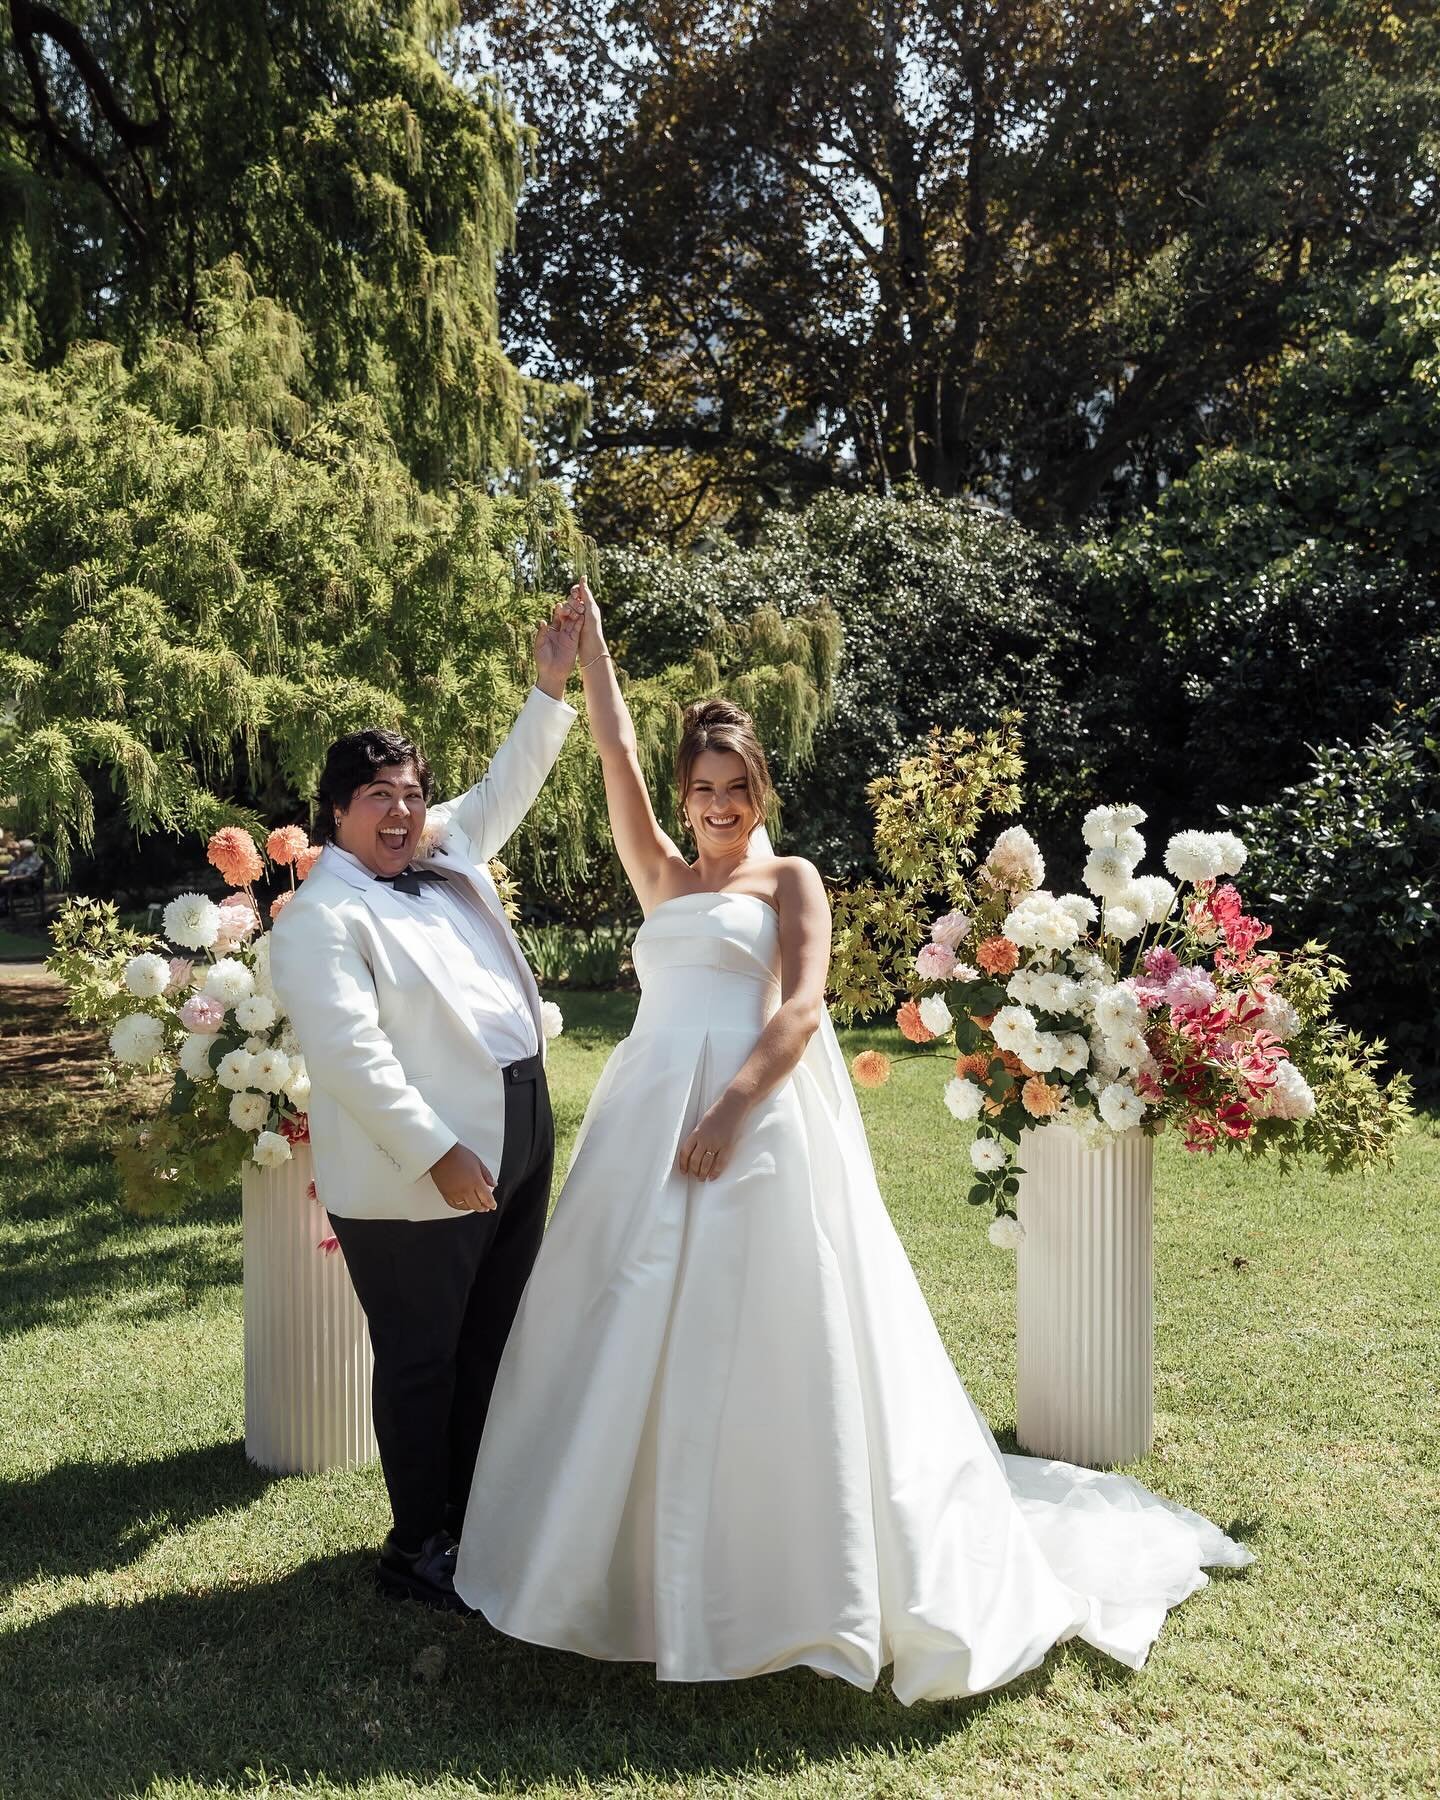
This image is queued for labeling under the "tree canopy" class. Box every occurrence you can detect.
[2,0,584,486]
[464,0,1439,541]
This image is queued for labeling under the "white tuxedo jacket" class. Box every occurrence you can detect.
[269,689,576,1221]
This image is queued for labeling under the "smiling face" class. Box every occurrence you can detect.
[682,748,759,857]
[333,760,427,878]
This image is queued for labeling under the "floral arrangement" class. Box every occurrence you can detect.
[850,805,1413,1250]
[49,825,562,1229]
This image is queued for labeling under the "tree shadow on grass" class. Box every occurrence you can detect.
[0,1440,275,1594]
[0,1552,1084,1800]
[0,1169,239,1340]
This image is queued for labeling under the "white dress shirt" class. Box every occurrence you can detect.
[327,843,538,1066]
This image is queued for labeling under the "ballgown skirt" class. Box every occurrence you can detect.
[455,892,1251,1702]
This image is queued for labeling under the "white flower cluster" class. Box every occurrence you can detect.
[918,994,952,1038]
[1163,830,1247,884]
[540,1001,565,1041]
[122,953,172,999]
[988,1003,1086,1077]
[1003,892,1084,952]
[1257,1060,1317,1120]
[163,892,221,952]
[988,1213,1025,1251]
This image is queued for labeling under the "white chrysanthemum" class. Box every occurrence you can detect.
[1131,874,1178,924]
[249,1047,293,1094]
[1083,846,1138,901]
[203,957,254,1006]
[1164,831,1226,884]
[1212,831,1248,876]
[163,892,221,952]
[215,1048,257,1092]
[1030,971,1083,1014]
[228,1090,269,1132]
[944,1077,986,1122]
[969,1137,1007,1173]
[244,1036,267,1053]
[1098,1081,1145,1132]
[1054,1032,1090,1075]
[988,1213,1026,1250]
[1057,894,1099,932]
[1260,992,1301,1041]
[1004,894,1082,953]
[235,993,276,1032]
[992,1005,1038,1054]
[540,1000,565,1041]
[252,1129,293,1169]
[1082,806,1122,849]
[1113,826,1146,862]
[179,1032,217,1082]
[109,1012,165,1065]
[1094,985,1141,1035]
[282,1060,311,1109]
[1103,903,1146,944]
[250,933,273,997]
[918,994,953,1038]
[1070,946,1110,980]
[985,826,1045,891]
[1261,1059,1316,1120]
[123,953,171,999]
[1107,1024,1150,1069]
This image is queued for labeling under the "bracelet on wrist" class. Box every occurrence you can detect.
[580,647,613,671]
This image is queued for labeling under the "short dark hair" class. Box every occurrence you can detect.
[314,729,432,843]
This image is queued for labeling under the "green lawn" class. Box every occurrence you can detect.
[1,973,1437,1798]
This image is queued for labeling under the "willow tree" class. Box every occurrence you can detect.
[0,5,837,891]
[1,0,583,485]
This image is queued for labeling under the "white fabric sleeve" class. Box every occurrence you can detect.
[430,687,577,865]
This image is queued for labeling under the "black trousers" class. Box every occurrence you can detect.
[328,1057,554,1549]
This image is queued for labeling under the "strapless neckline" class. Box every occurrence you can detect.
[643,891,780,924]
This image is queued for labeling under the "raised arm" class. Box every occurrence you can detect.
[573,583,686,910]
[433,599,582,862]
[677,858,832,1182]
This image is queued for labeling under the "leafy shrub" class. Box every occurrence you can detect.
[1226,679,1439,1088]
[601,488,1090,879]
[513,923,637,989]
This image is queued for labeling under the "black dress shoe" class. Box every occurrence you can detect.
[376,1530,472,1615]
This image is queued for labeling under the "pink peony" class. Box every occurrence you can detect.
[269,890,294,922]
[179,994,226,1034]
[215,902,259,952]
[165,957,194,996]
[1143,946,1180,984]
[916,941,957,981]
[930,910,972,951]
[266,825,309,866]
[1165,966,1218,1014]
[295,845,323,881]
[206,826,263,887]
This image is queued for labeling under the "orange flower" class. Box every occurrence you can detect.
[976,935,1020,976]
[207,826,263,887]
[266,825,310,866]
[983,1098,1005,1116]
[269,889,294,922]
[969,1011,996,1031]
[954,1051,992,1083]
[851,1050,892,1089]
[897,999,935,1044]
[999,1050,1033,1079]
[1021,1075,1064,1118]
[295,845,324,880]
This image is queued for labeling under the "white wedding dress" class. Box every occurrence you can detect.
[455,891,1251,1702]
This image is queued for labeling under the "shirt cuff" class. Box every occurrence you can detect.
[527,683,579,722]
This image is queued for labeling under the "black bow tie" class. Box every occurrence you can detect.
[377,866,449,897]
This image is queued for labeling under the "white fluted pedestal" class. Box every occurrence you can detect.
[1015,1121,1154,1468]
[242,1144,378,1474]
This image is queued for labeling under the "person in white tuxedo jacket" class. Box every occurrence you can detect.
[270,600,584,1612]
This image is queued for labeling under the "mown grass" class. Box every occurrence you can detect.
[1,974,1437,1798]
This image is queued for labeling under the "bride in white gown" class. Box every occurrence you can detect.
[454,589,1251,1703]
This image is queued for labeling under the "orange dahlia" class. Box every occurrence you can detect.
[851,1050,893,1089]
[897,999,935,1044]
[266,825,310,865]
[207,826,263,887]
[1021,1076,1064,1118]
[295,845,324,880]
[954,1050,992,1083]
[975,935,1020,977]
